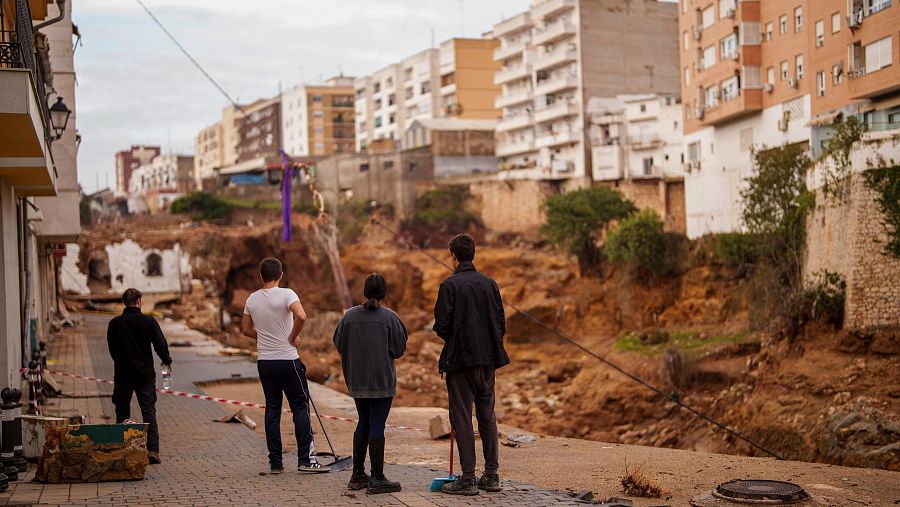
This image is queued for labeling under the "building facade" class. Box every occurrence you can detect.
[491,0,680,185]
[281,76,356,158]
[115,145,160,195]
[193,121,223,189]
[679,0,900,238]
[129,155,194,212]
[355,38,501,152]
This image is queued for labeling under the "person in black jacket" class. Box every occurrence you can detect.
[433,234,510,496]
[107,288,172,464]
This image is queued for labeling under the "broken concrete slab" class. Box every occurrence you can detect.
[429,413,451,440]
[35,423,149,483]
[22,415,68,461]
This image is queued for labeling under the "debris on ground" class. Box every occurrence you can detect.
[169,340,193,347]
[213,410,257,429]
[621,460,663,498]
[429,413,451,439]
[597,497,632,507]
[503,432,537,447]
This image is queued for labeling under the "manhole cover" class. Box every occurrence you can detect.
[715,480,809,503]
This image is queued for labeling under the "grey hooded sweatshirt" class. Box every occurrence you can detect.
[332,305,408,398]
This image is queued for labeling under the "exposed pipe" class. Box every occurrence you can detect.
[33,0,66,30]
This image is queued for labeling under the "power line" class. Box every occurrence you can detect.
[132,0,245,114]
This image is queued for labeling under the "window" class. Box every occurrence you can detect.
[374,98,382,109]
[702,6,715,28]
[359,163,369,172]
[705,86,719,108]
[374,116,382,127]
[865,36,893,74]
[683,31,689,49]
[688,141,701,162]
[389,112,396,124]
[832,64,843,85]
[767,66,776,84]
[703,45,716,69]
[794,7,803,32]
[721,76,739,100]
[146,253,162,277]
[373,82,381,93]
[408,162,417,173]
[887,108,900,127]
[388,94,396,106]
[684,66,691,86]
[382,160,395,171]
[867,0,891,15]
[314,142,324,151]
[779,15,788,34]
[739,128,753,151]
[766,22,774,41]
[831,12,841,32]
[718,0,735,18]
[313,111,324,118]
[312,95,323,102]
[385,77,393,88]
[642,157,654,176]
[720,34,738,60]
[420,81,431,94]
[817,71,826,96]
[795,54,804,79]
[815,20,825,47]
[781,60,789,80]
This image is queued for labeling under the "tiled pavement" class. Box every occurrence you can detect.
[4,314,586,506]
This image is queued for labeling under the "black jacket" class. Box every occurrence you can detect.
[107,307,172,382]
[433,261,510,373]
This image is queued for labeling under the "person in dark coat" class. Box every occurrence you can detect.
[433,234,510,496]
[333,274,408,495]
[106,288,172,464]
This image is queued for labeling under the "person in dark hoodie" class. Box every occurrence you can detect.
[433,233,510,496]
[107,288,172,465]
[333,274,408,495]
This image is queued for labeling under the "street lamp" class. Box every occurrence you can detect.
[49,97,71,140]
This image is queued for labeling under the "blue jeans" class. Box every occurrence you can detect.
[353,397,393,441]
[257,359,315,467]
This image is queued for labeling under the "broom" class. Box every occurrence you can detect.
[429,430,456,491]
[293,362,352,471]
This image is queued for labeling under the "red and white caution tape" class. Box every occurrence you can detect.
[25,368,428,433]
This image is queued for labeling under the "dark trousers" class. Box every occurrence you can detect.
[112,376,159,453]
[257,359,315,467]
[446,366,499,479]
[353,397,393,440]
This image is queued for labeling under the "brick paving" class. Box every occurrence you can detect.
[4,314,585,506]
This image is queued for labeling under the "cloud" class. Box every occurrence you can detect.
[74,0,531,192]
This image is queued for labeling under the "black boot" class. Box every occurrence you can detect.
[366,438,401,495]
[347,432,369,490]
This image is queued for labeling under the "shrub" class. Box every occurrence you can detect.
[541,186,636,272]
[409,187,480,230]
[803,271,846,328]
[293,199,321,217]
[714,232,759,273]
[863,166,900,259]
[605,210,679,276]
[170,192,233,221]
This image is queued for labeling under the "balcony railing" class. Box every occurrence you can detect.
[533,46,578,72]
[494,39,527,61]
[532,20,576,46]
[531,0,576,20]
[496,112,533,132]
[1,0,51,141]
[494,65,530,85]
[495,88,533,108]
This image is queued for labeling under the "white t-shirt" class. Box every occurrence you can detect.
[243,287,301,361]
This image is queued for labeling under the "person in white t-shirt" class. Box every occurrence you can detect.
[241,257,329,475]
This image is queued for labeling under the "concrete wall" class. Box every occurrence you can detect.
[607,179,687,234]
[106,240,191,294]
[467,179,557,236]
[61,244,89,295]
[0,180,21,388]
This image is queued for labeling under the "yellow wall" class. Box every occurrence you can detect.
[453,39,502,120]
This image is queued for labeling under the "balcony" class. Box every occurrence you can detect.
[495,88,533,108]
[0,0,57,196]
[496,139,536,157]
[496,113,533,132]
[591,145,624,181]
[535,129,580,148]
[533,46,578,72]
[531,0,576,20]
[532,20,576,46]
[533,75,579,96]
[440,82,457,96]
[494,40,527,62]
[494,65,531,85]
[534,100,579,123]
[493,12,532,38]
[698,88,763,126]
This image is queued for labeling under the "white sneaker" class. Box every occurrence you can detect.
[298,462,330,474]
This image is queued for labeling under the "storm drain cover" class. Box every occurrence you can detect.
[714,480,809,503]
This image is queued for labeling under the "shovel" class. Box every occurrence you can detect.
[429,430,457,491]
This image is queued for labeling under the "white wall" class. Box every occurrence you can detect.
[281,85,309,157]
[0,179,22,388]
[684,94,812,238]
[60,243,89,295]
[107,239,191,294]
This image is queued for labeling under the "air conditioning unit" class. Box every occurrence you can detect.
[693,27,702,41]
[847,11,862,28]
[816,35,825,47]
[788,78,798,89]
[696,107,705,119]
[777,118,789,131]
[726,8,736,19]
[764,83,774,93]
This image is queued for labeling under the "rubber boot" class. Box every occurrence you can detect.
[347,432,369,490]
[366,439,401,495]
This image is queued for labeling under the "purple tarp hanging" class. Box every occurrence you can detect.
[280,150,292,242]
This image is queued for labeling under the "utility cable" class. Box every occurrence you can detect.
[132,0,245,114]
[363,214,785,460]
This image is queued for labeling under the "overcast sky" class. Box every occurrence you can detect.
[74,0,531,193]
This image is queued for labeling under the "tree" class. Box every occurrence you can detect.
[541,186,636,272]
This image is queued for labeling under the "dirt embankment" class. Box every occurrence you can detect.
[75,213,900,471]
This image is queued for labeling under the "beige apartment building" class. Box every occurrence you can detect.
[679,0,900,237]
[355,38,501,152]
[194,122,223,189]
[491,0,680,185]
[281,76,356,158]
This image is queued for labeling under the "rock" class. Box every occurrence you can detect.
[870,330,900,355]
[35,423,149,483]
[429,414,451,440]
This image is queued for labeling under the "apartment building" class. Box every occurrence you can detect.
[491,0,679,185]
[130,154,194,212]
[679,0,900,237]
[115,145,160,194]
[355,38,501,152]
[0,0,80,386]
[194,121,223,189]
[281,76,356,158]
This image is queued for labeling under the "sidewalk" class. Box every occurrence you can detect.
[0,314,586,507]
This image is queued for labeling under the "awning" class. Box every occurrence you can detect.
[806,111,841,127]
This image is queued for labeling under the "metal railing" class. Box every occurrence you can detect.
[1,0,52,141]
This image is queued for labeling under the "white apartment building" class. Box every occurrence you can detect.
[282,85,310,157]
[129,154,194,212]
[491,0,679,186]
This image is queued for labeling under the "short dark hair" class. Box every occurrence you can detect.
[122,288,142,307]
[259,257,283,283]
[448,234,475,262]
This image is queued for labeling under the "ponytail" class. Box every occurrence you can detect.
[362,274,387,311]
[364,297,381,310]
